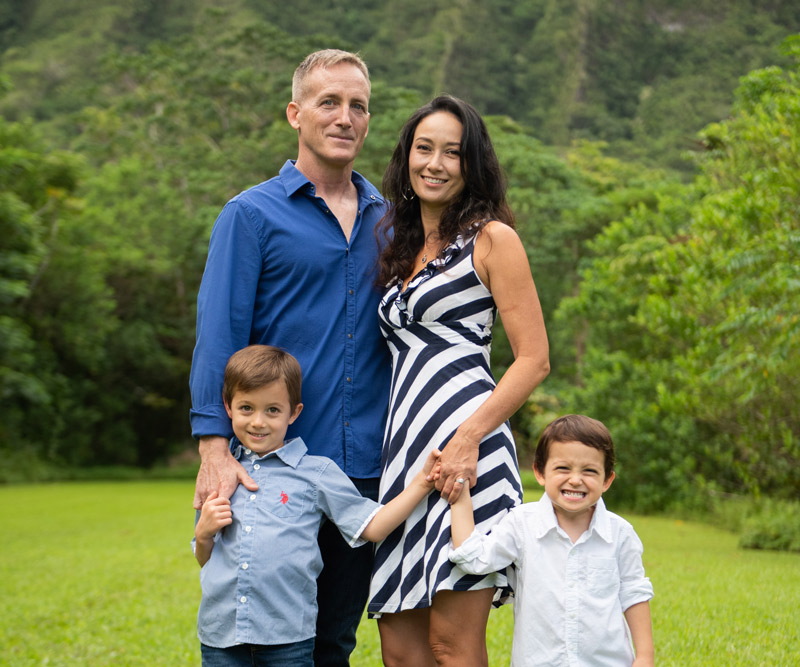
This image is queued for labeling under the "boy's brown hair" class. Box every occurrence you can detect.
[534,414,615,478]
[223,345,302,410]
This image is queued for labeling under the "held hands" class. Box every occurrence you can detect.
[421,448,443,488]
[435,429,480,503]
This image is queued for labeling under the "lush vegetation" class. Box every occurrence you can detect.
[1,1,798,539]
[1,481,797,665]
[551,38,800,513]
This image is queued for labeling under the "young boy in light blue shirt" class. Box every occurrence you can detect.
[193,345,438,666]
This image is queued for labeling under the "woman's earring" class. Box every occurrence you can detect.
[402,184,416,201]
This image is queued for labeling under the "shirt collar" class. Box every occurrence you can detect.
[534,494,613,543]
[279,159,384,205]
[231,436,308,468]
[533,494,561,538]
[584,497,613,543]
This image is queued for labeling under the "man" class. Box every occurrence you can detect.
[189,50,390,666]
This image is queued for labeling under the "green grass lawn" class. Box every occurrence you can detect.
[1,481,798,666]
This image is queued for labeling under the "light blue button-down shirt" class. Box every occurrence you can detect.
[189,160,390,478]
[194,437,381,648]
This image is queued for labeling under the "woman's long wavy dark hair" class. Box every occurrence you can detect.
[376,95,514,285]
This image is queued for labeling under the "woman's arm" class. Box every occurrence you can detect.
[437,222,550,502]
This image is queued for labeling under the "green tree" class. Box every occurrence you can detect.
[0,99,123,469]
[557,36,800,508]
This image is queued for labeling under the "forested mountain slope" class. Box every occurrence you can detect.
[2,0,799,167]
[1,1,797,518]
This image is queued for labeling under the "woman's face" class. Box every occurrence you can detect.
[408,111,465,215]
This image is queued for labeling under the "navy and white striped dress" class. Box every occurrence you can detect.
[367,232,523,616]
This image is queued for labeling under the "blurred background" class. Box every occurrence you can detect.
[1,0,798,540]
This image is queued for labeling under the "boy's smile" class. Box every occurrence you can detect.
[534,440,615,525]
[224,381,303,456]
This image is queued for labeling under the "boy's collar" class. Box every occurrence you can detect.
[230,436,308,468]
[536,494,613,543]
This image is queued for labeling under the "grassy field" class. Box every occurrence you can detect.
[1,481,798,666]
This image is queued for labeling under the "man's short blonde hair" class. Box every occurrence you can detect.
[292,49,371,102]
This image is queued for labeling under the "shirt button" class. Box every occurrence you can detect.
[344,421,350,427]
[249,494,257,501]
[244,448,251,454]
[370,195,376,200]
[241,563,249,570]
[253,464,260,470]
[349,289,354,295]
[348,333,353,339]
[240,596,247,603]
[346,377,352,382]
[245,526,252,533]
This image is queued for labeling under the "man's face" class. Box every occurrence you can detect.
[288,63,371,169]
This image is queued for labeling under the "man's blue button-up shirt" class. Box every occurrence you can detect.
[189,161,391,478]
[194,437,381,648]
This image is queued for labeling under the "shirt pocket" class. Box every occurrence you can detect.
[264,479,308,518]
[587,557,619,597]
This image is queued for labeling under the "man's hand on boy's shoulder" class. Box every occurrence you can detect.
[194,435,258,509]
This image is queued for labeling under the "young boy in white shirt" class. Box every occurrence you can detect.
[449,414,654,667]
[193,345,438,666]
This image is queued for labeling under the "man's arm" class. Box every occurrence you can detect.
[190,200,262,507]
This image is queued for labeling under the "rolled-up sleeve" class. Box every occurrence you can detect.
[617,524,654,611]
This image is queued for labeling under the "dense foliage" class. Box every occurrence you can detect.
[548,37,800,510]
[0,2,797,523]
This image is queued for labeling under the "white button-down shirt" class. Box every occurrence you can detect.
[450,495,653,666]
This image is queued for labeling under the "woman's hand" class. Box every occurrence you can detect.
[436,428,481,503]
[434,222,550,504]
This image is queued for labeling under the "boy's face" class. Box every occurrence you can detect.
[533,440,614,523]
[224,381,303,456]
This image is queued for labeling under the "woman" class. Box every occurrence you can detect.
[368,95,550,666]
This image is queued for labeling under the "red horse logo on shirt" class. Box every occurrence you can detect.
[280,491,289,505]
